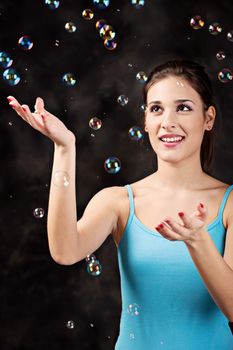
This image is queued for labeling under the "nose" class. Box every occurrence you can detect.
[160,110,177,129]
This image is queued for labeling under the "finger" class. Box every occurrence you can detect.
[163,218,188,236]
[21,104,44,128]
[34,97,45,114]
[156,223,181,241]
[8,100,28,122]
[177,211,193,228]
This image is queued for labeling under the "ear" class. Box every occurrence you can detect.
[205,105,216,129]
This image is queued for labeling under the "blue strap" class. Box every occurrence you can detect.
[124,184,135,218]
[218,184,233,220]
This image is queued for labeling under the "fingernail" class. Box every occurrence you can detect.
[200,202,204,208]
[7,97,13,101]
[22,107,26,111]
[9,104,16,109]
[159,223,164,228]
[178,212,184,217]
[164,219,170,223]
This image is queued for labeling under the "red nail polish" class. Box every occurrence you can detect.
[200,203,204,208]
[178,212,184,217]
[159,223,164,228]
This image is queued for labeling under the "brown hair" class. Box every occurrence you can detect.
[142,59,221,175]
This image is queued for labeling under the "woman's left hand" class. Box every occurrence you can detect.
[155,202,209,244]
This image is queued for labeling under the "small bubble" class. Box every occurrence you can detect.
[85,254,97,263]
[136,71,148,82]
[87,260,103,276]
[89,117,102,130]
[190,15,204,29]
[82,9,94,20]
[227,30,233,42]
[93,0,110,9]
[216,51,225,60]
[208,22,222,35]
[0,52,13,68]
[99,24,116,40]
[18,36,33,50]
[129,126,144,141]
[66,320,75,329]
[96,19,107,30]
[218,68,233,83]
[62,73,77,86]
[65,22,76,33]
[127,303,140,316]
[104,38,117,50]
[3,68,20,86]
[104,157,121,174]
[131,0,145,9]
[117,95,128,106]
[54,171,70,187]
[33,208,45,219]
[45,0,60,9]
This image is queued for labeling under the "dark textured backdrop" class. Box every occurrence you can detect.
[1,0,233,349]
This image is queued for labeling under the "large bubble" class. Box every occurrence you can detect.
[0,52,13,68]
[3,68,21,86]
[104,157,121,174]
[218,68,233,83]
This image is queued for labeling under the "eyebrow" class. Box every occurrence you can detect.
[148,99,195,105]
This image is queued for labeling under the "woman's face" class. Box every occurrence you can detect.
[144,75,215,163]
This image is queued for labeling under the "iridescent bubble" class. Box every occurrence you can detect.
[33,208,45,219]
[82,9,94,20]
[104,157,121,174]
[218,68,233,83]
[87,260,102,276]
[190,15,204,29]
[104,38,117,50]
[18,36,33,50]
[140,103,147,112]
[99,24,116,40]
[96,19,107,30]
[136,71,148,83]
[89,117,102,130]
[227,30,233,42]
[66,320,75,329]
[216,51,225,60]
[208,22,222,35]
[62,73,77,86]
[0,52,13,68]
[65,22,77,33]
[54,171,70,187]
[128,126,144,141]
[45,0,60,9]
[85,254,97,263]
[93,0,110,9]
[117,95,128,106]
[127,303,140,316]
[131,0,145,9]
[3,68,20,86]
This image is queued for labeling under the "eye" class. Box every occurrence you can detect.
[149,104,161,113]
[177,104,192,112]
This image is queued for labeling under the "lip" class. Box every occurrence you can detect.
[160,138,185,148]
[159,134,185,138]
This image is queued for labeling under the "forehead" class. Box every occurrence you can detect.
[147,76,200,103]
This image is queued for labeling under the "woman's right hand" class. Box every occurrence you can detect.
[7,96,76,148]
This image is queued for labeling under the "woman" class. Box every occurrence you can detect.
[8,59,233,349]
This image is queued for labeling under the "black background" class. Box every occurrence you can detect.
[1,0,233,349]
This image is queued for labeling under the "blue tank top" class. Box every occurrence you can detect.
[115,184,233,350]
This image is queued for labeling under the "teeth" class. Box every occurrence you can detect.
[161,136,183,142]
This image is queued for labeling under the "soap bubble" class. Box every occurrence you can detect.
[3,68,20,86]
[96,19,107,30]
[218,68,233,83]
[136,71,148,82]
[93,0,110,9]
[33,208,45,219]
[208,22,222,35]
[227,30,233,42]
[104,38,117,50]
[131,0,145,9]
[140,103,147,112]
[54,171,70,187]
[85,254,97,263]
[82,9,94,20]
[65,22,76,33]
[127,303,140,316]
[190,15,204,29]
[89,117,102,130]
[117,95,128,106]
[129,126,144,141]
[62,73,77,86]
[0,52,13,68]
[129,333,135,340]
[216,51,225,60]
[18,36,33,50]
[87,260,102,276]
[45,0,60,9]
[99,24,116,40]
[104,157,121,174]
[66,320,75,329]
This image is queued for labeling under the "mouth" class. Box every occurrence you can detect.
[159,136,185,147]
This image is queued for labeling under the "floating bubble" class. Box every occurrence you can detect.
[93,0,110,9]
[0,52,13,68]
[227,30,233,42]
[129,333,135,340]
[117,95,128,106]
[45,0,60,9]
[33,208,45,219]
[128,126,144,141]
[99,24,116,40]
[131,0,145,8]
[82,9,94,20]
[62,73,77,86]
[89,117,102,130]
[85,254,97,263]
[65,22,76,33]
[127,303,140,316]
[66,320,75,329]
[90,323,94,327]
[87,260,102,276]
[54,171,70,187]
[18,36,33,50]
[140,103,147,112]
[136,71,148,82]
[96,19,107,30]
[3,68,20,86]
[104,156,121,174]
[104,38,117,50]
[208,22,222,35]
[218,68,233,83]
[190,15,204,29]
[216,51,225,60]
